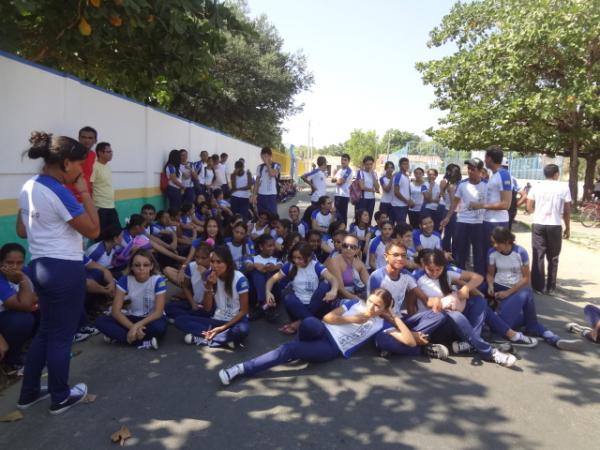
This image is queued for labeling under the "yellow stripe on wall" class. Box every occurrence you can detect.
[0,187,163,217]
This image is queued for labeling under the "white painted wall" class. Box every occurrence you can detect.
[0,51,262,201]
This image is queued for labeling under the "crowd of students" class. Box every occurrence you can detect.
[2,131,598,416]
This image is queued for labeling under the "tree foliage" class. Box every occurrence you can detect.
[0,0,313,146]
[416,0,600,202]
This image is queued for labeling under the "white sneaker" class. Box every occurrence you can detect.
[78,326,99,336]
[73,332,90,344]
[452,341,474,354]
[218,363,244,386]
[556,339,584,352]
[491,349,516,367]
[167,317,176,324]
[137,337,159,350]
[184,333,207,346]
[103,335,116,345]
[424,343,450,360]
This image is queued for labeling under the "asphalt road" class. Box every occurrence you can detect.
[1,186,598,450]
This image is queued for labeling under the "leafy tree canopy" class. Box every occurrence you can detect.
[0,0,313,146]
[416,0,600,201]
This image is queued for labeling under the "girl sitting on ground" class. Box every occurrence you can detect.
[247,234,283,322]
[326,234,369,301]
[484,227,582,351]
[265,242,339,335]
[413,249,517,367]
[164,243,212,321]
[95,249,167,350]
[349,208,373,260]
[175,246,249,348]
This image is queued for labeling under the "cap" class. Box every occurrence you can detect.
[501,157,509,167]
[464,157,484,170]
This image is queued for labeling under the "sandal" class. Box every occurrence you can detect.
[278,323,297,335]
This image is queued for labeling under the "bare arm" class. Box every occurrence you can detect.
[563,201,571,239]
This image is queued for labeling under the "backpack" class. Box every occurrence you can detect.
[160,171,169,193]
[349,171,363,205]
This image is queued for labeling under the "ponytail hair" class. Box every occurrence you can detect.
[24,132,88,169]
[415,249,452,295]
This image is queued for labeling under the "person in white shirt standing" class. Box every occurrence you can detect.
[332,153,353,225]
[392,157,412,226]
[357,156,380,223]
[219,153,231,198]
[212,153,229,199]
[16,132,99,415]
[526,164,571,294]
[441,158,487,275]
[252,147,281,216]
[302,156,328,208]
[469,146,513,253]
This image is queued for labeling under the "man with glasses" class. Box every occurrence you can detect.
[91,142,120,234]
[367,240,449,359]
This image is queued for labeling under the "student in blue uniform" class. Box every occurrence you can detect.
[265,242,339,335]
[367,240,449,359]
[408,168,428,229]
[17,132,99,414]
[423,169,442,230]
[441,158,487,275]
[229,160,253,221]
[469,147,513,253]
[164,243,213,321]
[357,156,380,222]
[311,195,335,233]
[252,147,281,216]
[246,234,283,322]
[0,243,37,372]
[567,305,600,343]
[175,246,250,348]
[349,208,374,259]
[288,205,308,238]
[483,227,582,351]
[412,214,442,251]
[379,161,396,219]
[95,249,167,349]
[392,157,412,225]
[413,249,516,367]
[224,221,254,273]
[218,288,415,385]
[164,149,184,211]
[332,153,353,224]
[85,225,124,275]
[368,221,394,270]
[439,164,462,254]
[302,156,328,207]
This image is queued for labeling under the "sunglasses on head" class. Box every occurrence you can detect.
[341,243,359,250]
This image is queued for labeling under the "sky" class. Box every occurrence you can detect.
[246,0,457,148]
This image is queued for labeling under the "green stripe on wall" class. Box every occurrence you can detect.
[0,195,166,249]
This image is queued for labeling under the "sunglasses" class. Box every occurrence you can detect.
[341,243,359,250]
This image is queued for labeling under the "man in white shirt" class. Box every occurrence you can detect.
[252,147,281,215]
[219,153,231,197]
[301,156,328,208]
[526,164,571,294]
[332,153,353,224]
[392,157,412,225]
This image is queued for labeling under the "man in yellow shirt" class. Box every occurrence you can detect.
[91,142,120,235]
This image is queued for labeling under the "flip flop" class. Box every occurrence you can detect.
[278,323,297,335]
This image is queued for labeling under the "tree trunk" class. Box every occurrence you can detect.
[568,139,579,207]
[583,153,599,202]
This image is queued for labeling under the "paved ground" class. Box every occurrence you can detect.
[0,186,598,450]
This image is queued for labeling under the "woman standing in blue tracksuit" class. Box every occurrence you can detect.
[16,132,100,415]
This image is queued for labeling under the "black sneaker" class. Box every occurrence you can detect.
[17,386,50,410]
[49,383,88,415]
